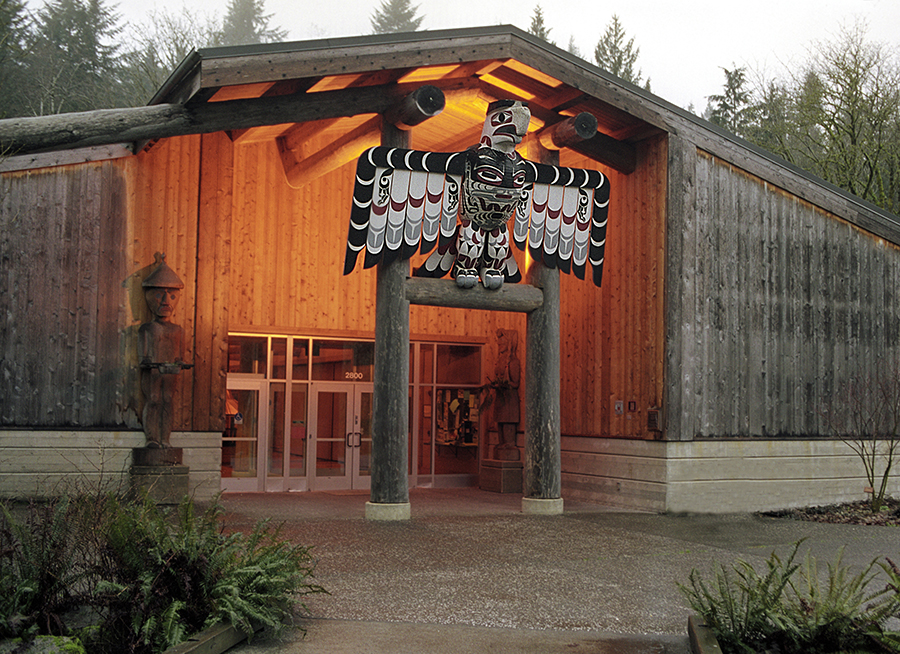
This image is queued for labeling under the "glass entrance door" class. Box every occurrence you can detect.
[222,377,309,492]
[222,378,267,492]
[309,383,373,491]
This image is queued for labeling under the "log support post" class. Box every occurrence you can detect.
[366,121,412,521]
[522,144,564,515]
[522,263,563,514]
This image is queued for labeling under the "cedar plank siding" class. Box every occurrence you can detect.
[226,137,528,374]
[557,136,667,439]
[669,146,900,441]
[0,163,131,427]
[128,135,203,433]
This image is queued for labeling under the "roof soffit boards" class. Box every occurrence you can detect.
[153,26,659,157]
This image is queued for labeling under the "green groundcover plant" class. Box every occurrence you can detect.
[679,540,900,653]
[0,492,326,653]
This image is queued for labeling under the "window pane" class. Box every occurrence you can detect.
[436,344,481,385]
[419,343,434,383]
[292,339,310,380]
[433,387,478,474]
[268,382,285,477]
[418,386,433,475]
[222,388,259,478]
[315,391,347,477]
[289,384,307,477]
[312,340,374,381]
[271,338,287,380]
[228,336,267,375]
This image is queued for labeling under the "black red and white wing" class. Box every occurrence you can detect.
[343,146,465,275]
[512,162,610,287]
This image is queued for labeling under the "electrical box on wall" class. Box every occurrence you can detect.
[647,408,662,432]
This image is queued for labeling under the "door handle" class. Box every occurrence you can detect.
[346,432,362,448]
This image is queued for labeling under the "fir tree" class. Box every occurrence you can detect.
[707,65,753,135]
[527,5,554,45]
[215,0,286,47]
[370,0,423,34]
[24,0,123,114]
[0,0,29,117]
[594,14,648,89]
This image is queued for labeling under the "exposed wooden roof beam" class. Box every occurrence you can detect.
[0,82,450,155]
[279,115,382,187]
[569,132,637,174]
[537,112,598,150]
[278,86,446,186]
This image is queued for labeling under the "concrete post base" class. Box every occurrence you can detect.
[522,497,564,515]
[365,501,411,521]
[131,465,189,505]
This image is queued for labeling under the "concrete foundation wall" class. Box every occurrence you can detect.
[562,436,900,513]
[561,436,668,511]
[665,439,900,513]
[0,430,221,502]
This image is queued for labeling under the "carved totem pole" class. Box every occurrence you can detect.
[344,99,610,289]
[343,100,611,514]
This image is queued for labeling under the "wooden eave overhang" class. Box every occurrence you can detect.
[148,25,663,163]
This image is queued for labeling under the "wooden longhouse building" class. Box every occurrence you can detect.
[2,26,899,512]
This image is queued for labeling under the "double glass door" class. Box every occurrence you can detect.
[222,378,372,492]
[309,383,373,491]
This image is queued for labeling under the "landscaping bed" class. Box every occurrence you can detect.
[762,497,900,526]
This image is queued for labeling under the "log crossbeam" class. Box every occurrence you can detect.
[405,277,543,313]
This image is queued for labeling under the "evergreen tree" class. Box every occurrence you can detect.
[707,65,753,135]
[119,6,220,105]
[214,0,286,47]
[24,0,123,115]
[0,0,29,118]
[566,35,582,59]
[370,0,423,34]
[729,21,900,215]
[594,15,649,89]
[527,5,554,45]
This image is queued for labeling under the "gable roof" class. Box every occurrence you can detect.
[148,24,900,244]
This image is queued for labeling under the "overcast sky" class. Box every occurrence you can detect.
[31,0,900,111]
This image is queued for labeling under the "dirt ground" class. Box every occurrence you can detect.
[763,497,900,526]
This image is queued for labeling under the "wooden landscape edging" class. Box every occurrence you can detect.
[163,622,255,654]
[687,615,723,654]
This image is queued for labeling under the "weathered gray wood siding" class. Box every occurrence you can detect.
[667,139,900,441]
[0,163,135,427]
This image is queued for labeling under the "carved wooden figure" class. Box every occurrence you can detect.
[492,328,521,461]
[344,100,611,289]
[139,255,191,448]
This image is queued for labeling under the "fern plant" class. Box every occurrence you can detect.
[0,497,81,639]
[2,491,327,653]
[679,540,802,653]
[780,548,898,652]
[679,541,900,654]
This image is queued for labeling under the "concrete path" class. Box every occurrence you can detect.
[220,488,900,653]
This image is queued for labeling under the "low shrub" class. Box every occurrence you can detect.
[679,540,900,653]
[0,492,326,654]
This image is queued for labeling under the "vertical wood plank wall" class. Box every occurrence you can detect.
[558,137,667,439]
[668,145,900,440]
[227,138,527,373]
[128,135,204,432]
[1,128,668,445]
[0,164,131,427]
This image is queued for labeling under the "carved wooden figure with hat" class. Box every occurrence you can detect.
[139,253,192,449]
